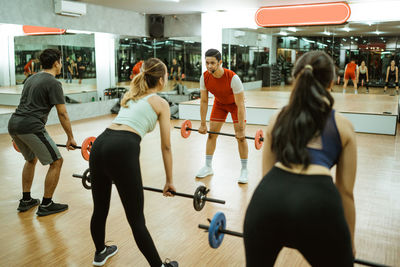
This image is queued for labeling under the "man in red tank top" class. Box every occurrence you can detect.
[196,49,249,184]
[343,59,358,94]
[130,60,143,80]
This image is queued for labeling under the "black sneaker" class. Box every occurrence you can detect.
[36,201,68,216]
[93,245,118,266]
[163,259,179,267]
[17,198,40,212]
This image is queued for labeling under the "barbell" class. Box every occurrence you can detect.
[174,120,264,150]
[198,212,391,267]
[72,169,225,211]
[12,136,96,161]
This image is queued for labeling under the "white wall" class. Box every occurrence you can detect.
[0,24,22,86]
[95,33,116,100]
[0,0,146,36]
[201,12,222,73]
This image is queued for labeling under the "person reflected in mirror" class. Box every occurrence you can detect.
[77,56,86,85]
[343,58,358,94]
[357,60,369,94]
[384,59,399,95]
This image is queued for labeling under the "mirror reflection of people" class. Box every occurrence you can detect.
[77,56,86,84]
[384,60,399,94]
[23,57,40,84]
[343,59,358,94]
[357,60,369,94]
[72,59,78,81]
[130,59,144,80]
[170,58,181,84]
[64,56,73,83]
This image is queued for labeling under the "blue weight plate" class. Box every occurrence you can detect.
[208,212,226,248]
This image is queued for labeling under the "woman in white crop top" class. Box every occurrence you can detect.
[357,60,369,93]
[88,58,179,267]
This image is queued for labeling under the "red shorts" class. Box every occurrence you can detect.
[344,71,356,80]
[210,101,239,123]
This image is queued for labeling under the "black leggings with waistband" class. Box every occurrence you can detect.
[243,166,353,267]
[89,128,162,267]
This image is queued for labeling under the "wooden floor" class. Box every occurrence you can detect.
[0,115,399,266]
[181,90,399,115]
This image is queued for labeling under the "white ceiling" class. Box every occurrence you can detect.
[254,21,400,37]
[77,0,361,15]
[77,0,400,36]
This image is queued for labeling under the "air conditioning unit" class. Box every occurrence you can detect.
[54,0,87,17]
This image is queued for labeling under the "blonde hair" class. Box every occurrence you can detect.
[121,58,166,107]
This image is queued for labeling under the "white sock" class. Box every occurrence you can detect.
[241,158,248,170]
[206,155,213,168]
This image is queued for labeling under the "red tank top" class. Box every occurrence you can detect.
[203,68,236,104]
[346,62,357,74]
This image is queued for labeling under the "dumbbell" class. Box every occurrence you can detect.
[174,120,264,150]
[72,169,225,211]
[13,136,96,161]
[198,212,391,267]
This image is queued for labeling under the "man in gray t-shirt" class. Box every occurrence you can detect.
[8,48,77,216]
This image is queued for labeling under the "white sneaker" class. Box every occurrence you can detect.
[196,166,214,178]
[238,169,248,184]
[355,89,358,94]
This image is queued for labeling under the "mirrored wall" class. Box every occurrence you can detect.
[14,33,96,85]
[116,37,202,83]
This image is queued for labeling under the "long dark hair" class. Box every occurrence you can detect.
[271,51,335,168]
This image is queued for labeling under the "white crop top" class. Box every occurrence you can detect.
[112,93,158,138]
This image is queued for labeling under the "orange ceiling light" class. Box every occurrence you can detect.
[23,25,66,35]
[255,2,351,27]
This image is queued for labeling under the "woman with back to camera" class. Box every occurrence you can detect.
[244,51,357,267]
[89,58,179,267]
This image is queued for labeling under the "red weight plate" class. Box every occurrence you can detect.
[254,129,264,150]
[81,136,96,161]
[180,120,192,138]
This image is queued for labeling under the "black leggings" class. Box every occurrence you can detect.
[89,129,162,267]
[358,74,369,89]
[385,77,398,87]
[243,167,353,267]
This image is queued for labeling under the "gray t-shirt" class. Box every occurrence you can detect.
[8,72,65,134]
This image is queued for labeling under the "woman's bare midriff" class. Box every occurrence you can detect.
[108,123,140,135]
[275,162,332,176]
